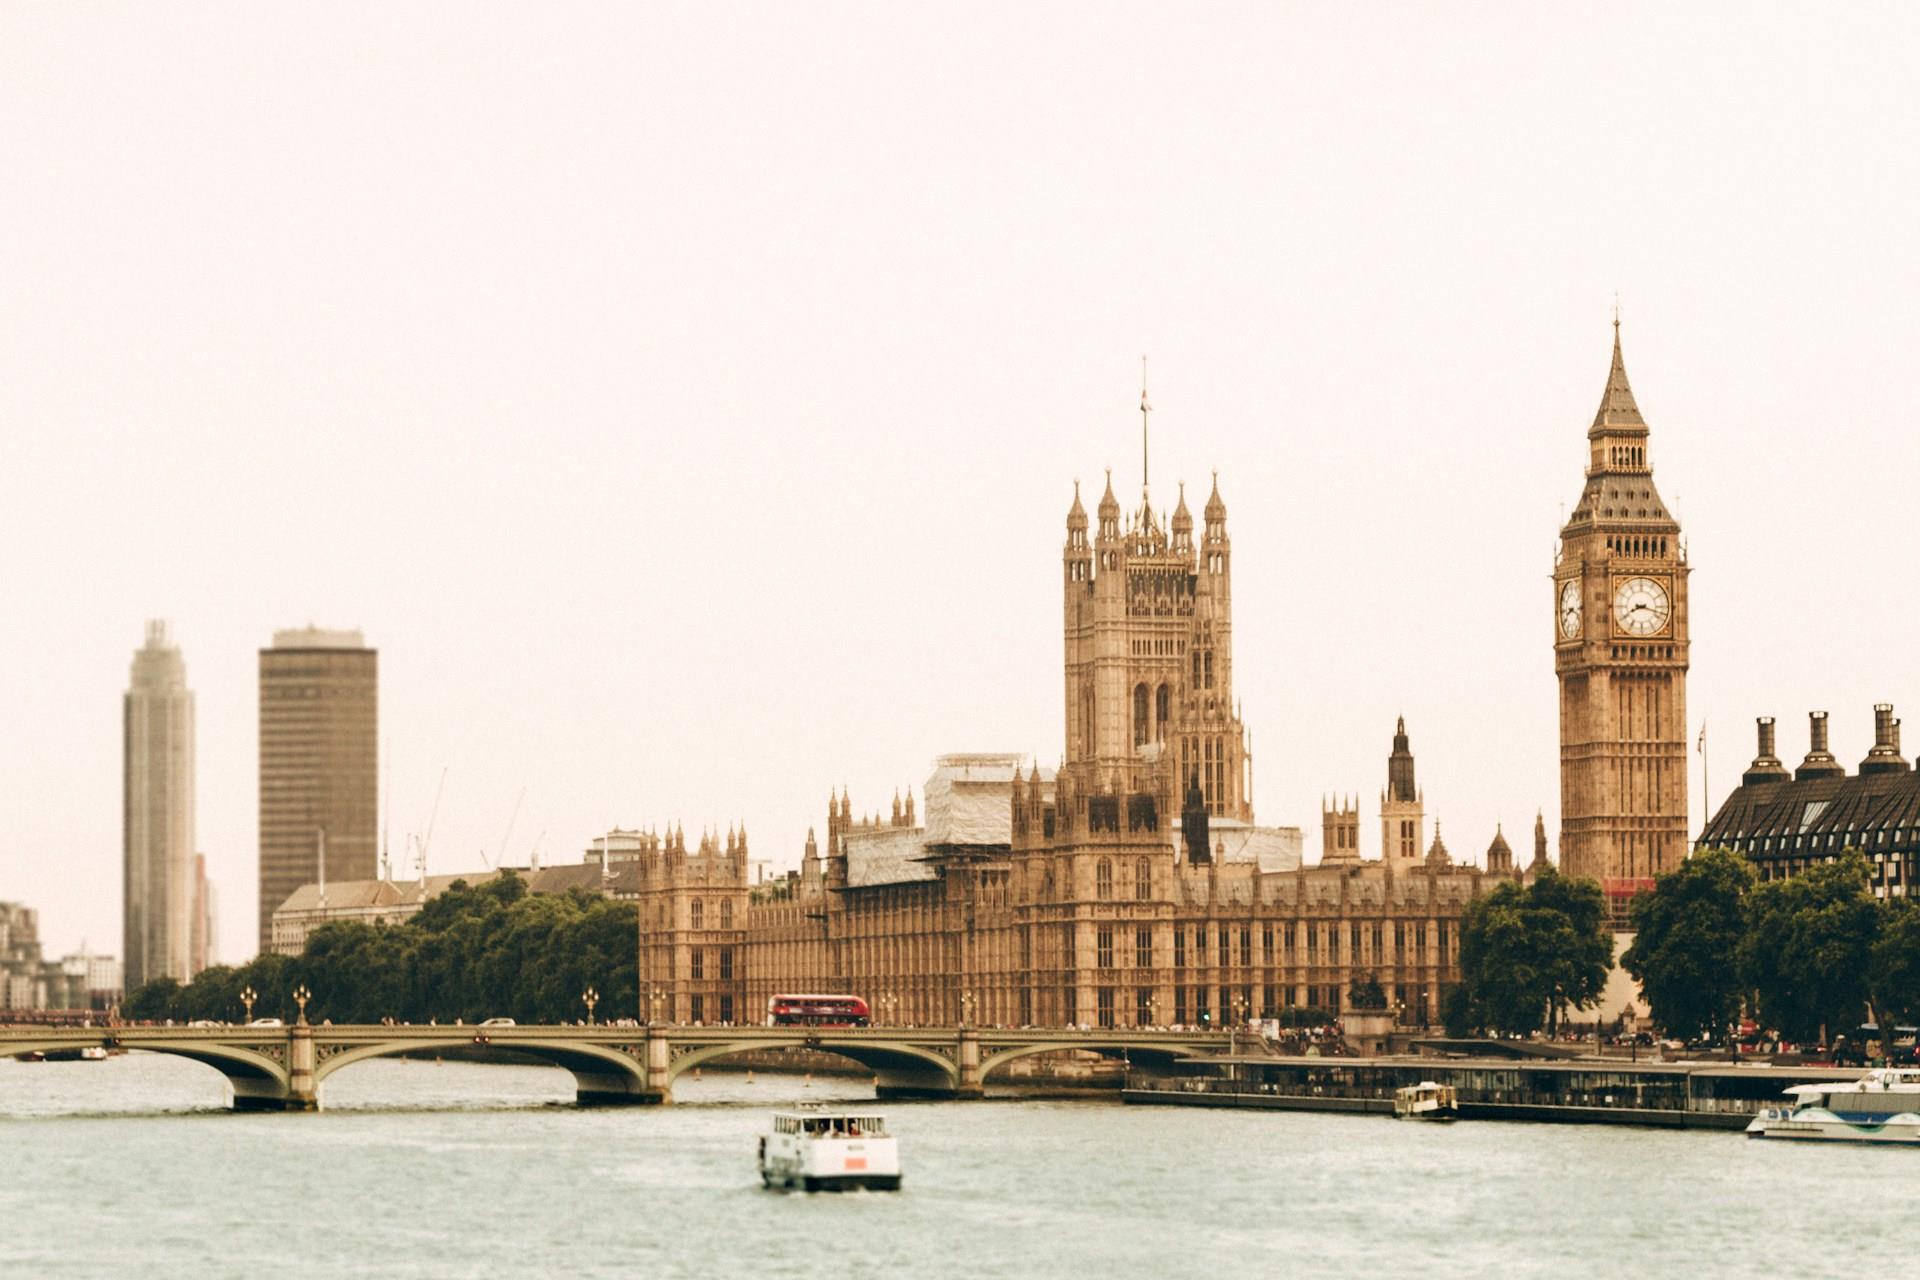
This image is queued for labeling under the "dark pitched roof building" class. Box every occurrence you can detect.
[1698,707,1919,898]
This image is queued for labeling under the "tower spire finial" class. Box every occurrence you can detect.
[1139,355,1152,500]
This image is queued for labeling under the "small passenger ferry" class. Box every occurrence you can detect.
[759,1108,901,1191]
[1393,1081,1459,1121]
[1746,1068,1920,1145]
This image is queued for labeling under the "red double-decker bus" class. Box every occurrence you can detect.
[766,994,870,1028]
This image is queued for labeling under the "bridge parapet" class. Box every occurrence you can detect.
[2,1023,1233,1110]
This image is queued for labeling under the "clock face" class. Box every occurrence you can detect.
[1558,580,1582,640]
[1612,576,1671,637]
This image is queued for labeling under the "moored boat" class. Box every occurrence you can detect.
[1746,1068,1920,1145]
[759,1108,901,1191]
[1393,1081,1459,1121]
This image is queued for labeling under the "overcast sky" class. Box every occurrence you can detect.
[3,4,1916,964]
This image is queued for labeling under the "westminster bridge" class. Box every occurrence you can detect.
[0,1022,1235,1110]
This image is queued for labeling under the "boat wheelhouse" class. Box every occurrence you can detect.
[1393,1081,1458,1120]
[759,1108,902,1191]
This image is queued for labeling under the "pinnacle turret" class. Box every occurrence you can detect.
[1203,471,1226,524]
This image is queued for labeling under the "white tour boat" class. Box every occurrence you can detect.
[1746,1068,1920,1145]
[1393,1081,1459,1121]
[759,1108,902,1192]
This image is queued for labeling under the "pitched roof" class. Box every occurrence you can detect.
[1590,321,1647,434]
[1700,769,1920,853]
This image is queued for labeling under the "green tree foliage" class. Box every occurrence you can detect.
[1871,896,1920,1030]
[1347,971,1388,1011]
[1457,871,1612,1036]
[121,871,638,1025]
[1738,852,1877,1044]
[1439,985,1479,1038]
[1622,847,1755,1042]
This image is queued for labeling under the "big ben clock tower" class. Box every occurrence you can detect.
[1555,319,1690,913]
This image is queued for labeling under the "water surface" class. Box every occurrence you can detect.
[0,1054,1898,1278]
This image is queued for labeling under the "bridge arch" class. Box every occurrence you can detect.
[6,1032,292,1109]
[977,1038,1197,1084]
[667,1037,960,1099]
[311,1036,650,1105]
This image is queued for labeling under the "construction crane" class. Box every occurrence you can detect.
[484,786,527,871]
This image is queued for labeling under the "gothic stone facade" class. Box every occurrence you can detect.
[640,462,1520,1028]
[1555,323,1692,919]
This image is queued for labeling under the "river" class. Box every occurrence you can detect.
[0,1053,1901,1277]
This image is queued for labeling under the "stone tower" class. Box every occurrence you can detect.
[1321,796,1361,865]
[125,620,196,990]
[1062,426,1250,819]
[1554,321,1690,908]
[1380,716,1425,873]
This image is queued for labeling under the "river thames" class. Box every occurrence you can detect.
[0,1054,1902,1277]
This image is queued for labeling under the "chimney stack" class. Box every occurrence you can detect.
[1860,703,1912,776]
[1743,716,1790,785]
[1795,711,1846,781]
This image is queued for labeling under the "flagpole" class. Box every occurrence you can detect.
[1697,722,1708,844]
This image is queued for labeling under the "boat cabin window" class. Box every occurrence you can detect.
[794,1116,887,1138]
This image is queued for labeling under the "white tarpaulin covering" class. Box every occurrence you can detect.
[846,753,1056,888]
[1183,819,1304,872]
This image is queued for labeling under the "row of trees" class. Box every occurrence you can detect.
[1441,851,1920,1048]
[123,872,638,1025]
[1623,849,1920,1046]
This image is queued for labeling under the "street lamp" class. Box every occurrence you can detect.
[582,987,599,1025]
[960,989,974,1029]
[879,992,897,1027]
[240,986,257,1024]
[649,988,664,1027]
[292,984,312,1026]
[1147,996,1161,1030]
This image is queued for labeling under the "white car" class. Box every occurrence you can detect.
[248,1017,284,1028]
[479,1017,516,1027]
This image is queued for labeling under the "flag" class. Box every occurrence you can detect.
[1697,724,1706,754]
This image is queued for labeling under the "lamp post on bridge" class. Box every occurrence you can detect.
[879,992,897,1027]
[648,988,664,1028]
[240,986,257,1024]
[293,985,312,1027]
[959,989,974,1030]
[582,987,599,1026]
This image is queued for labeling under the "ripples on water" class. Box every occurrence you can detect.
[0,1053,1902,1278]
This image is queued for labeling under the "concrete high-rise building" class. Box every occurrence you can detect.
[190,853,218,975]
[124,620,196,990]
[258,627,377,954]
[1554,321,1691,920]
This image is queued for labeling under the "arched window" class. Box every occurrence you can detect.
[1096,859,1113,900]
[1133,684,1149,746]
[720,899,733,930]
[1135,857,1152,900]
[690,899,704,930]
[1155,684,1170,741]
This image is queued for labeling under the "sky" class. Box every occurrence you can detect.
[3,3,1917,965]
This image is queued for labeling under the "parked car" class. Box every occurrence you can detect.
[479,1017,516,1027]
[248,1017,284,1028]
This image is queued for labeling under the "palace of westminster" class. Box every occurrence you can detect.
[596,323,1722,1031]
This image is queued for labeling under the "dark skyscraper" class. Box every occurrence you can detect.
[258,628,377,955]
